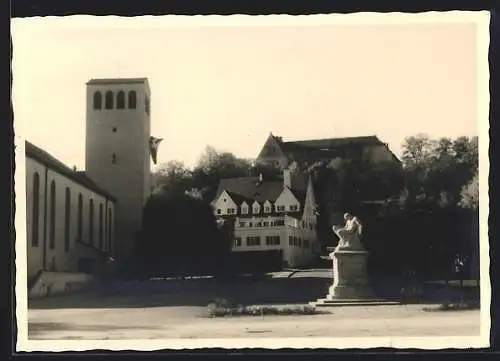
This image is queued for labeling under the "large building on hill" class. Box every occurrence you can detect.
[211,168,321,268]
[256,133,400,169]
[25,77,155,282]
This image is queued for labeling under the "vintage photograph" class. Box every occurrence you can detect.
[12,12,490,350]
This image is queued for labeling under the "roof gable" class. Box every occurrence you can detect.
[256,133,288,160]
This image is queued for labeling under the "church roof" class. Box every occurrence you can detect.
[86,78,149,85]
[25,141,116,201]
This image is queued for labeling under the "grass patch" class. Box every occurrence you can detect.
[423,300,480,312]
[206,298,324,318]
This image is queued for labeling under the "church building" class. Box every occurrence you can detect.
[25,78,155,287]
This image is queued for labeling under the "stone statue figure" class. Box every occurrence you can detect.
[332,212,364,251]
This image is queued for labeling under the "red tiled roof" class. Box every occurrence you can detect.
[25,141,116,201]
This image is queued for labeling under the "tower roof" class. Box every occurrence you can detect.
[86,77,149,85]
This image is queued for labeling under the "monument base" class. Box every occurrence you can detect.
[312,248,399,307]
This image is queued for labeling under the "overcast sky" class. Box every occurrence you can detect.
[12,15,482,170]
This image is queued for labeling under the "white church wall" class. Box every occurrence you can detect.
[26,156,115,278]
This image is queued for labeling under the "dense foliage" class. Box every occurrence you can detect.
[132,135,479,284]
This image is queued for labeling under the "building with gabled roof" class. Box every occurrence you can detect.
[211,167,321,268]
[256,133,400,169]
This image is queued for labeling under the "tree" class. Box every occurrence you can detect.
[152,160,193,196]
[191,146,253,202]
[138,190,232,276]
[459,172,479,211]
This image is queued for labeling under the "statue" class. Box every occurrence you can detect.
[332,212,364,251]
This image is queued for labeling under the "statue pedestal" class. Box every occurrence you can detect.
[327,249,374,300]
[311,248,399,307]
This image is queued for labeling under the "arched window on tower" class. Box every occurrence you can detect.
[64,187,71,252]
[117,91,125,109]
[89,199,94,246]
[128,91,137,109]
[105,91,114,109]
[31,173,40,247]
[93,91,102,110]
[77,193,83,241]
[49,180,56,250]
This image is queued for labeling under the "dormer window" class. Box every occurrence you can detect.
[289,205,298,211]
[241,203,249,214]
[277,205,285,212]
[252,202,261,214]
[264,206,271,213]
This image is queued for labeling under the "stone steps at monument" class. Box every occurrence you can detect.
[311,298,400,307]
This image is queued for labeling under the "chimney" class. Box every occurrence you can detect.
[256,173,263,187]
[283,168,291,188]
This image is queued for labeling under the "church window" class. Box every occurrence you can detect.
[145,96,150,115]
[31,173,40,247]
[128,91,137,109]
[77,193,83,240]
[93,91,102,110]
[99,203,104,250]
[89,199,94,246]
[117,91,125,109]
[49,180,56,249]
[105,91,114,109]
[64,187,71,252]
[108,208,113,253]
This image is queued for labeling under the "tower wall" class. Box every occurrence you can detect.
[85,79,152,261]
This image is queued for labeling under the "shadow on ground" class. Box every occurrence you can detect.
[28,272,478,310]
[29,275,333,310]
[28,322,163,337]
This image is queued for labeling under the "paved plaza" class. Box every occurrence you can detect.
[27,274,481,340]
[28,303,480,340]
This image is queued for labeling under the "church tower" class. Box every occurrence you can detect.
[85,78,152,261]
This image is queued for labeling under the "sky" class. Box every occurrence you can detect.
[12,15,483,171]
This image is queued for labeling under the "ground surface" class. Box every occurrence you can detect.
[28,302,480,340]
[27,270,481,340]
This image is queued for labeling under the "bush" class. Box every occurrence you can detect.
[422,300,480,312]
[205,300,323,318]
